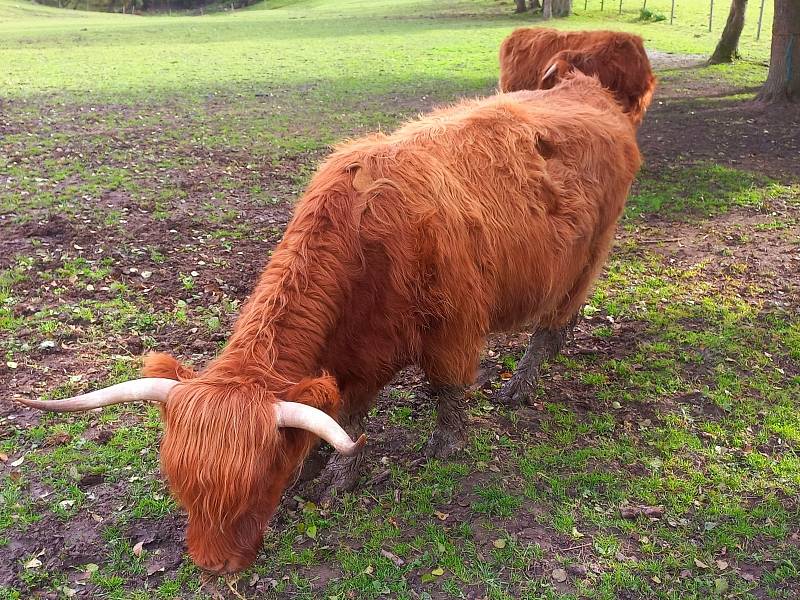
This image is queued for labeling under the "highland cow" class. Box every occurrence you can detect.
[499,27,656,125]
[20,71,644,574]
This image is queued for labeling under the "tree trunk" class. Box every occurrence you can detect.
[757,0,800,103]
[709,0,748,64]
[515,0,527,13]
[543,0,571,18]
[530,0,542,10]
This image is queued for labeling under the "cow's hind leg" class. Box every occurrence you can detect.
[497,315,579,407]
[425,384,469,459]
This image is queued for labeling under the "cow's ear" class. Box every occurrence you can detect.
[286,375,342,417]
[143,352,197,380]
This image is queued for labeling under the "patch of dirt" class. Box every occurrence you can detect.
[647,50,707,70]
[638,64,800,181]
[3,62,800,599]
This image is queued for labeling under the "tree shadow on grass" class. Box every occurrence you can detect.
[639,92,800,184]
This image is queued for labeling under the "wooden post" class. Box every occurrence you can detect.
[619,0,623,14]
[756,0,766,40]
[709,0,714,32]
[670,0,675,23]
[585,0,588,10]
[600,0,604,10]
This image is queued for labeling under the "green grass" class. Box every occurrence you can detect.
[0,0,773,102]
[630,164,800,219]
[1,0,798,598]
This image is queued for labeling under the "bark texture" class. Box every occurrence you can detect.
[709,0,748,64]
[757,0,800,103]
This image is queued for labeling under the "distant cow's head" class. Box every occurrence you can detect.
[18,352,365,574]
[540,41,655,125]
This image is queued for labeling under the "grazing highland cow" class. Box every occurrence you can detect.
[20,71,645,574]
[499,27,656,125]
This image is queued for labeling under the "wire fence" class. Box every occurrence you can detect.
[578,0,772,41]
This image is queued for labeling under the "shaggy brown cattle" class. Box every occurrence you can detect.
[498,27,656,125]
[20,72,643,574]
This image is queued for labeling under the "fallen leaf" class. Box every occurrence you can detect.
[85,563,99,574]
[570,527,585,539]
[620,504,664,520]
[59,586,77,598]
[434,511,449,521]
[6,361,18,369]
[492,538,507,549]
[24,557,42,569]
[380,548,404,567]
[552,568,568,582]
[59,499,75,510]
[694,558,710,569]
[132,541,145,557]
[716,559,728,571]
[306,524,317,540]
[0,452,7,462]
[566,563,587,577]
[10,456,24,467]
[146,561,165,577]
[362,565,374,575]
[431,567,444,576]
[643,506,665,518]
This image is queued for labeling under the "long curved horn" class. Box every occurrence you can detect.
[275,401,366,456]
[16,378,178,413]
[542,62,559,83]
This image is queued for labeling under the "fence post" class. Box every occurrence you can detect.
[709,0,714,32]
[756,0,766,40]
[670,0,675,24]
[600,0,604,11]
[585,0,588,10]
[619,0,623,14]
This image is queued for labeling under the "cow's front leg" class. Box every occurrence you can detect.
[497,315,579,407]
[316,408,368,504]
[425,384,469,459]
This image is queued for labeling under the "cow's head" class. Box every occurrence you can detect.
[540,43,655,126]
[17,352,365,573]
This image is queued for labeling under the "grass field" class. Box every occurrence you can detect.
[1,0,798,598]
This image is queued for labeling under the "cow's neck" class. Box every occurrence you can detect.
[207,213,350,388]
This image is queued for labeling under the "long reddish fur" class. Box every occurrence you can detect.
[498,27,656,125]
[144,73,644,572]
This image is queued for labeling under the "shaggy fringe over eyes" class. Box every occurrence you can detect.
[160,382,281,527]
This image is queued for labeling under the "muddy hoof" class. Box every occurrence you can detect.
[425,430,465,459]
[313,454,363,505]
[496,377,534,407]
